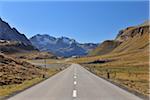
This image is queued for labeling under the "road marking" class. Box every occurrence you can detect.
[74,81,77,85]
[73,67,77,98]
[74,76,77,79]
[73,90,77,97]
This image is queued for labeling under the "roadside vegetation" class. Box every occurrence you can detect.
[68,21,149,99]
[0,68,60,99]
[70,49,149,98]
[0,54,69,99]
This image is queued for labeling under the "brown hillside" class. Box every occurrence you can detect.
[89,40,121,56]
[0,53,45,85]
[9,51,57,60]
[89,21,149,56]
[72,21,149,97]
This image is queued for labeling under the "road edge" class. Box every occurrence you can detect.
[81,64,149,100]
[2,64,70,100]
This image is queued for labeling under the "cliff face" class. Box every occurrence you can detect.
[89,21,149,56]
[115,25,149,42]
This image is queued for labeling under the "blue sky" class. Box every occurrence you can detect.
[0,1,149,43]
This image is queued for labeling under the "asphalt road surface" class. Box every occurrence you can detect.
[8,64,142,100]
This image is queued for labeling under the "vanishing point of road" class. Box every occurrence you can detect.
[8,64,142,100]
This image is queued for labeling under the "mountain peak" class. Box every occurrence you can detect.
[0,18,37,53]
[30,34,98,57]
[0,18,2,21]
[0,18,32,45]
[58,36,77,44]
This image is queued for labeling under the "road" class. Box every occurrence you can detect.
[8,64,142,100]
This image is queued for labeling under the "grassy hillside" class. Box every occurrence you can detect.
[89,22,149,56]
[0,53,67,98]
[71,46,149,97]
[112,32,149,53]
[0,53,45,86]
[70,21,149,98]
[89,40,121,56]
[9,51,57,60]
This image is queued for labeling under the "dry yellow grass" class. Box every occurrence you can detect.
[0,78,43,97]
[28,59,58,64]
[70,46,149,96]
[70,22,150,97]
[0,67,61,99]
[112,33,149,53]
[83,64,149,96]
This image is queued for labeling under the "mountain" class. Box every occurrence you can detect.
[30,34,98,57]
[89,21,149,56]
[0,18,37,53]
[0,18,32,45]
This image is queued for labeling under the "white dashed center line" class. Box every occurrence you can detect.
[73,90,77,97]
[74,76,77,79]
[74,81,77,85]
[73,67,77,98]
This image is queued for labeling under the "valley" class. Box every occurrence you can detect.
[0,12,149,100]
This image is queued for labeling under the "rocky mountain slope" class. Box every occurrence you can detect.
[30,34,98,57]
[0,18,36,53]
[89,21,149,56]
[0,40,37,54]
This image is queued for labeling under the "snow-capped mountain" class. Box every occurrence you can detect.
[30,34,98,57]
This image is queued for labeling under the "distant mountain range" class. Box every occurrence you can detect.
[0,18,98,57]
[3,17,148,58]
[30,34,98,57]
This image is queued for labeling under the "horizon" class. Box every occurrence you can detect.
[0,1,149,99]
[0,1,149,43]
